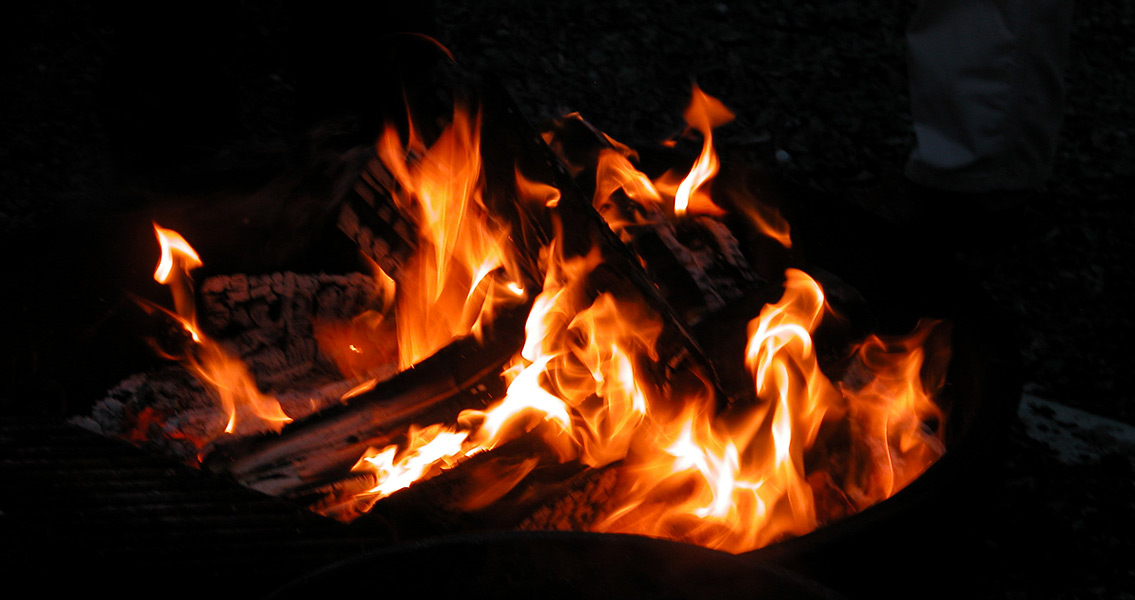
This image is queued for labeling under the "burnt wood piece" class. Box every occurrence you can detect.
[477,75,732,395]
[202,300,529,496]
[75,272,388,462]
[337,154,417,277]
[517,465,621,532]
[200,271,381,388]
[539,112,764,325]
[347,430,614,538]
[622,215,758,324]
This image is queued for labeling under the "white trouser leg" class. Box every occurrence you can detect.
[905,0,1075,193]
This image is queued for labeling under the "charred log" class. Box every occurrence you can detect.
[199,271,383,388]
[344,430,615,539]
[202,301,528,496]
[539,111,767,325]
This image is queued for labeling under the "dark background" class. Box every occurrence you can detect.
[1,1,1132,597]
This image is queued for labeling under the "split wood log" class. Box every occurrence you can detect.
[539,112,764,325]
[201,302,527,496]
[336,154,417,277]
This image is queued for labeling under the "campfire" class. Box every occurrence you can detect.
[79,81,952,555]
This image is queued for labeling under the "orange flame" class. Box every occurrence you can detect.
[316,256,399,382]
[153,225,202,285]
[150,223,292,437]
[592,149,666,237]
[315,104,529,386]
[655,85,733,217]
[592,269,833,549]
[342,257,945,552]
[515,167,562,208]
[377,103,526,370]
[558,88,791,247]
[234,89,935,552]
[344,239,660,513]
[588,269,944,551]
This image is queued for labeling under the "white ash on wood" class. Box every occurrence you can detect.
[73,272,390,462]
[202,305,527,497]
[518,466,620,532]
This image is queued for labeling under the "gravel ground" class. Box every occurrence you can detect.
[1,1,1132,597]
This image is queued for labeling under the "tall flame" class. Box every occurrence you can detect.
[592,269,834,550]
[592,149,666,238]
[377,104,526,370]
[151,224,292,437]
[655,84,734,217]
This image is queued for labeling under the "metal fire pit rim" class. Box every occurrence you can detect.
[266,529,848,600]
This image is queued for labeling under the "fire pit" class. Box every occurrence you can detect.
[4,63,1018,596]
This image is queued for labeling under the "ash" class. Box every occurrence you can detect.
[73,272,391,462]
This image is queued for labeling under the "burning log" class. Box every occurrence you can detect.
[540,110,770,325]
[338,429,618,538]
[518,466,620,532]
[203,306,526,496]
[200,79,731,506]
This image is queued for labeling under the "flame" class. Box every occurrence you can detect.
[315,257,399,382]
[140,89,945,552]
[655,85,733,217]
[553,87,792,247]
[592,269,834,549]
[588,269,944,551]
[592,149,665,237]
[837,321,947,504]
[725,184,794,249]
[515,167,562,208]
[342,238,661,514]
[331,94,946,549]
[341,255,945,552]
[152,224,203,339]
[377,103,526,370]
[354,424,471,498]
[149,224,292,438]
[314,103,528,386]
